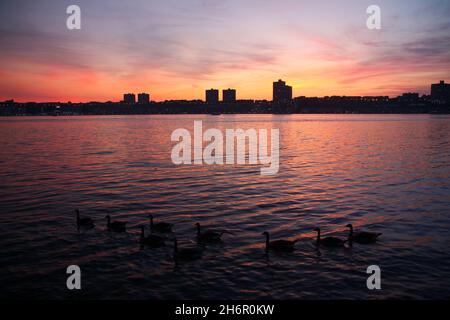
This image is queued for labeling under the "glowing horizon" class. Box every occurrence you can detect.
[1,0,449,103]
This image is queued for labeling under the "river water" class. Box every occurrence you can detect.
[0,114,449,299]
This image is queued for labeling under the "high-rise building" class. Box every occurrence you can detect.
[223,89,236,103]
[273,79,293,103]
[431,80,450,103]
[138,93,150,104]
[206,89,219,104]
[123,93,136,104]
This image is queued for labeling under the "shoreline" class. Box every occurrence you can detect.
[1,112,450,117]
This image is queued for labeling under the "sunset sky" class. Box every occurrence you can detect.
[0,0,449,102]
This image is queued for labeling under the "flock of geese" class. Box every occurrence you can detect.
[76,209,382,263]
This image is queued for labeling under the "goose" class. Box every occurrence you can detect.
[149,214,173,233]
[173,238,203,262]
[139,226,165,247]
[262,232,298,252]
[314,227,346,247]
[195,223,231,243]
[346,224,382,244]
[105,215,127,232]
[75,209,95,228]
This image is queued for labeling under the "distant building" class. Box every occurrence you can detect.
[273,79,292,103]
[0,100,15,108]
[137,93,150,104]
[223,88,236,103]
[205,89,219,104]
[431,80,450,103]
[123,93,136,104]
[362,96,389,102]
[399,93,420,103]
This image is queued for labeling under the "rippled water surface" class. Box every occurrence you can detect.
[1,114,450,299]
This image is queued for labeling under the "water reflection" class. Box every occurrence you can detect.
[0,114,449,299]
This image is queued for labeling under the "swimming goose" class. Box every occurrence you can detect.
[346,224,382,244]
[173,238,203,262]
[149,214,173,233]
[262,232,298,252]
[105,215,127,232]
[196,223,230,243]
[314,227,346,247]
[139,226,165,247]
[75,209,95,228]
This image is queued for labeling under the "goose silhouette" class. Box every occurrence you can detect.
[346,224,382,244]
[105,215,127,232]
[139,226,165,247]
[75,209,94,229]
[262,231,298,252]
[314,227,346,247]
[196,223,231,243]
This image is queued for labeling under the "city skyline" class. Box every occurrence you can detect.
[1,0,450,102]
[3,79,447,104]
